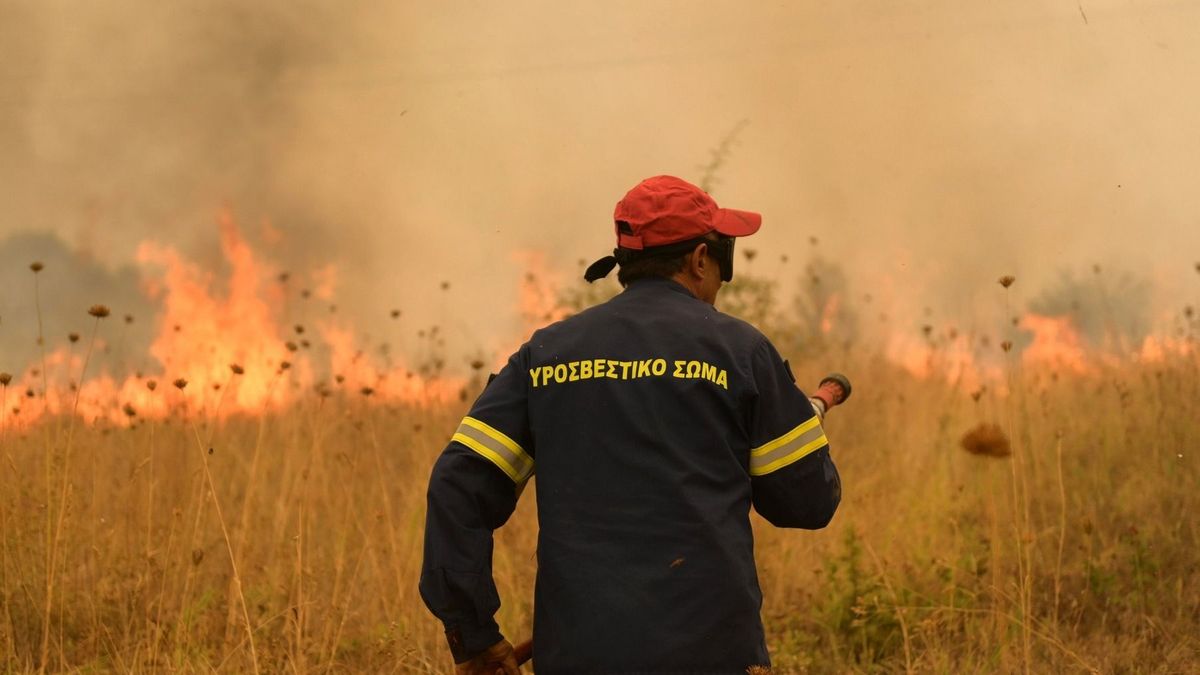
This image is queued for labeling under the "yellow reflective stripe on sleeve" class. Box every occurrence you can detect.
[749,416,828,476]
[452,416,534,483]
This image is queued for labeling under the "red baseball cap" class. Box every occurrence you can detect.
[612,175,761,250]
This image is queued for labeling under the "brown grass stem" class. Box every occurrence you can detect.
[1000,282,1033,674]
[39,314,102,674]
[225,369,281,648]
[862,537,914,674]
[1054,432,1067,627]
[186,417,262,675]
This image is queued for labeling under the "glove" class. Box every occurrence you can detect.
[455,638,522,675]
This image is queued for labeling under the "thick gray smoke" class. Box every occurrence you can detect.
[2,0,1197,370]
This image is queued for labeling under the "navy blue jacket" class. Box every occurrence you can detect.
[420,277,841,674]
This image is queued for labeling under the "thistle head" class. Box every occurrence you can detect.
[960,423,1012,458]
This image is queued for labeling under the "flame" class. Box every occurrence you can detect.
[1018,313,1093,374]
[513,249,570,337]
[884,330,1000,392]
[1137,334,1194,362]
[819,293,840,334]
[3,211,463,430]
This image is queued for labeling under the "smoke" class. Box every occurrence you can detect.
[0,232,155,371]
[2,0,1198,367]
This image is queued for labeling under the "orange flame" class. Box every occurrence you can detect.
[1018,313,1093,375]
[819,293,840,334]
[3,211,463,430]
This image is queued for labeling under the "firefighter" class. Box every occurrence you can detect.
[420,175,842,674]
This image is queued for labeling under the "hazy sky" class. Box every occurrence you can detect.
[2,0,1198,364]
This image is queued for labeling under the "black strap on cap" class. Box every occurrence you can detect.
[584,254,619,282]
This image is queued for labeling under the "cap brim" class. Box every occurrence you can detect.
[712,208,762,238]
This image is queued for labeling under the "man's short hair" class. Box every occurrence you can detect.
[616,251,689,287]
[615,234,722,287]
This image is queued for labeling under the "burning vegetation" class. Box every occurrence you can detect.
[0,219,1197,674]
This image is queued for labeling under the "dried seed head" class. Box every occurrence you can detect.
[146,380,158,391]
[1001,340,1013,352]
[300,289,311,299]
[742,248,757,262]
[285,341,298,352]
[30,261,44,272]
[278,272,290,283]
[230,364,244,375]
[88,304,111,318]
[998,275,1015,288]
[0,373,10,386]
[124,314,134,324]
[334,374,345,384]
[960,423,1012,458]
[122,403,136,418]
[808,235,819,246]
[360,386,374,396]
[68,333,79,344]
[1185,306,1195,319]
[173,378,188,390]
[300,339,310,349]
[279,361,291,371]
[25,388,34,398]
[440,281,451,291]
[1092,264,1102,275]
[294,324,305,335]
[390,309,401,319]
[469,359,485,371]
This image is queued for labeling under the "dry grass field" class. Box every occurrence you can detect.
[1,263,1198,674]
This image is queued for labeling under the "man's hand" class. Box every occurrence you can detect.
[455,639,522,675]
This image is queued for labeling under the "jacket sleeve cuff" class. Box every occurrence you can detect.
[445,621,504,664]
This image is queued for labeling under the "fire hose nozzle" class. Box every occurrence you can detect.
[817,373,852,405]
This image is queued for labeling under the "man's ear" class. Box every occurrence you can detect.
[688,242,709,279]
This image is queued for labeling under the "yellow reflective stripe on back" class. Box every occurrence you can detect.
[453,416,534,483]
[749,417,828,476]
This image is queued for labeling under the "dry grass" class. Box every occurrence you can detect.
[0,352,1196,673]
[2,258,1199,675]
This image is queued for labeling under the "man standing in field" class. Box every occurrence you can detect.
[420,175,842,674]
